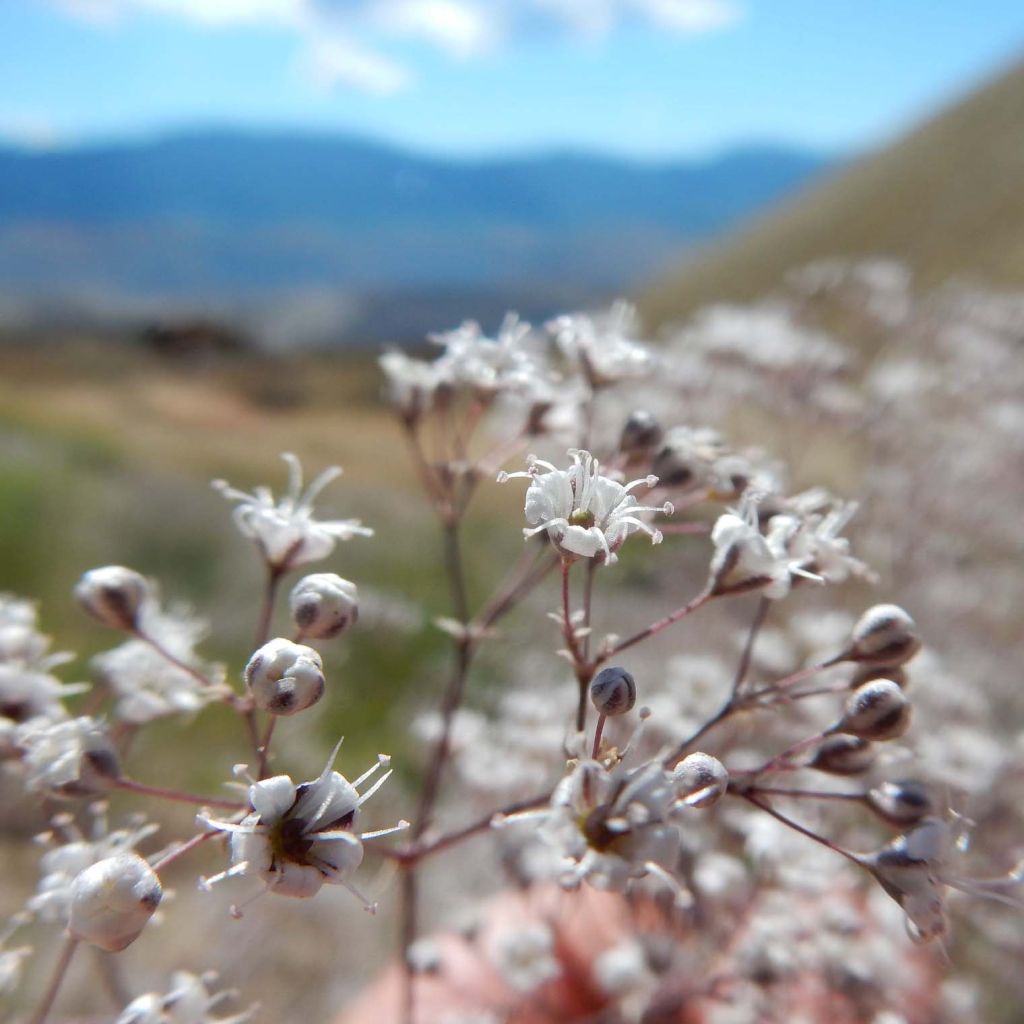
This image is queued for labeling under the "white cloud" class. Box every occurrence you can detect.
[52,0,743,93]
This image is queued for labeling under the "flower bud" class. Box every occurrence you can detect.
[74,566,149,632]
[833,680,911,741]
[244,638,325,716]
[619,410,663,454]
[808,735,875,775]
[590,667,637,717]
[68,853,162,952]
[867,780,936,827]
[849,663,909,690]
[845,605,921,667]
[672,752,728,809]
[290,573,359,640]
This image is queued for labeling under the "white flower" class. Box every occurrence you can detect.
[864,816,1024,943]
[379,349,444,423]
[532,759,685,899]
[29,809,158,925]
[68,852,162,952]
[94,606,226,724]
[0,666,79,728]
[116,970,256,1024]
[200,743,406,908]
[289,573,359,639]
[549,301,655,387]
[212,453,372,572]
[499,449,672,564]
[430,313,542,399]
[16,716,120,796]
[487,923,560,993]
[708,491,820,599]
[244,638,325,716]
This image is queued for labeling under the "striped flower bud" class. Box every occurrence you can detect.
[808,735,876,776]
[845,604,921,667]
[867,780,937,826]
[590,667,637,717]
[245,638,325,716]
[833,680,911,741]
[290,573,359,640]
[69,853,162,952]
[619,410,663,454]
[74,566,150,632]
[672,752,728,809]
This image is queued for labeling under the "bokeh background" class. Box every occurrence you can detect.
[1,2,1023,1020]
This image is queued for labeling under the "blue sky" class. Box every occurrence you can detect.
[1,1,1022,158]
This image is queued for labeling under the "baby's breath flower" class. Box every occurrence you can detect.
[116,970,256,1024]
[94,606,226,724]
[16,716,120,796]
[549,301,655,387]
[29,807,158,925]
[212,453,372,573]
[199,742,406,909]
[499,449,672,564]
[860,817,1024,943]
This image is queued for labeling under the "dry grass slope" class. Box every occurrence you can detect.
[638,58,1024,327]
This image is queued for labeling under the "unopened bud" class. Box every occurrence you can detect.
[808,735,875,775]
[290,573,359,640]
[845,605,921,667]
[68,853,162,952]
[672,752,728,808]
[833,680,911,741]
[619,410,663,454]
[850,663,909,690]
[245,638,325,716]
[74,566,149,632]
[590,667,637,717]
[867,780,936,826]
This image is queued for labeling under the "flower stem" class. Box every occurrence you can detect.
[115,776,244,812]
[28,935,78,1024]
[256,717,277,781]
[601,587,713,662]
[150,831,216,875]
[738,791,864,868]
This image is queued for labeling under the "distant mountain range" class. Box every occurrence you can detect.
[638,59,1024,328]
[0,130,830,344]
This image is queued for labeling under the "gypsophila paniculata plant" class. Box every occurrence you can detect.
[2,279,1022,1023]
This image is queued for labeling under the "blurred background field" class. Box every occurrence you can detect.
[1,2,1023,1020]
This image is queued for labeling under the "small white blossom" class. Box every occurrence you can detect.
[864,816,1024,943]
[379,349,444,423]
[29,809,158,925]
[212,453,372,572]
[487,923,560,993]
[94,606,226,724]
[200,743,406,908]
[16,716,120,796]
[68,852,162,951]
[532,759,685,899]
[549,301,655,387]
[116,970,256,1024]
[709,491,821,599]
[499,449,672,564]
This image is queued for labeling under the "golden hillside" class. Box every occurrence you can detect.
[639,58,1024,326]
